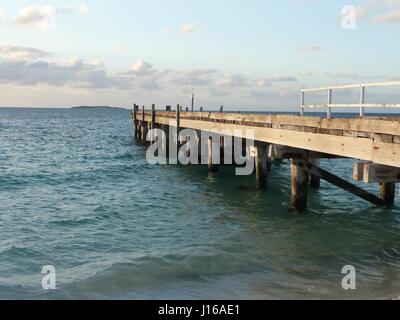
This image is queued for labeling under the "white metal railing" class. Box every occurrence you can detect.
[300,81,400,118]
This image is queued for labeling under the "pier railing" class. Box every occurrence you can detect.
[300,81,400,118]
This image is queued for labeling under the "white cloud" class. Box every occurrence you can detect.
[11,4,89,31]
[299,70,313,77]
[11,5,56,31]
[0,44,50,61]
[300,45,322,52]
[0,9,6,24]
[181,23,198,33]
[130,60,154,75]
[356,0,400,23]
[164,26,171,33]
[372,10,400,22]
[0,44,302,108]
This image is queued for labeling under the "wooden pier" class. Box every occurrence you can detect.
[131,83,400,210]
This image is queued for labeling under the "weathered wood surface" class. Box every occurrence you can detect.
[381,183,396,206]
[135,111,400,168]
[291,161,309,210]
[255,142,269,189]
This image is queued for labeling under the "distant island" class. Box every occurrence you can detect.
[71,106,128,110]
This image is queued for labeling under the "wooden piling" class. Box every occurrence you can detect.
[255,142,269,189]
[133,104,139,139]
[309,159,321,190]
[141,106,147,142]
[150,104,156,143]
[208,136,219,172]
[381,183,396,206]
[176,105,180,150]
[291,160,309,210]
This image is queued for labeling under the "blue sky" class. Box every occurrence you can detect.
[0,0,399,109]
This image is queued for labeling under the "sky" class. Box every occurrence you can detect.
[0,0,399,110]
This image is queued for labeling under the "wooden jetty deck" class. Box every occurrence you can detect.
[132,83,400,210]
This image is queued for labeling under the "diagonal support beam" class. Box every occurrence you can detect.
[293,159,385,207]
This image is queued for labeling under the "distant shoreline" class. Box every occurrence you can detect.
[71,106,127,110]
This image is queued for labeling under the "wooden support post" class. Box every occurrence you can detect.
[208,136,219,172]
[220,136,225,165]
[197,130,202,164]
[309,159,321,190]
[133,104,139,139]
[151,104,156,127]
[291,160,309,210]
[176,105,180,150]
[255,142,269,189]
[141,106,147,142]
[381,183,396,206]
[267,145,272,173]
[150,104,156,142]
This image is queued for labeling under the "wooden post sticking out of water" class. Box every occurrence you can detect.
[255,142,269,189]
[176,105,180,150]
[133,104,139,139]
[141,106,147,142]
[150,104,156,143]
[151,104,156,126]
[291,160,309,210]
[220,136,225,165]
[381,183,396,206]
[309,158,321,190]
[208,136,219,172]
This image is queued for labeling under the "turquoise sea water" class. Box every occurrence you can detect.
[0,107,399,300]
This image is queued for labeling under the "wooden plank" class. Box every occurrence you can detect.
[172,112,400,136]
[271,145,342,159]
[293,160,385,207]
[374,133,393,143]
[177,119,374,162]
[153,115,400,167]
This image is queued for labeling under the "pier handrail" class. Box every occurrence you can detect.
[300,81,400,118]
